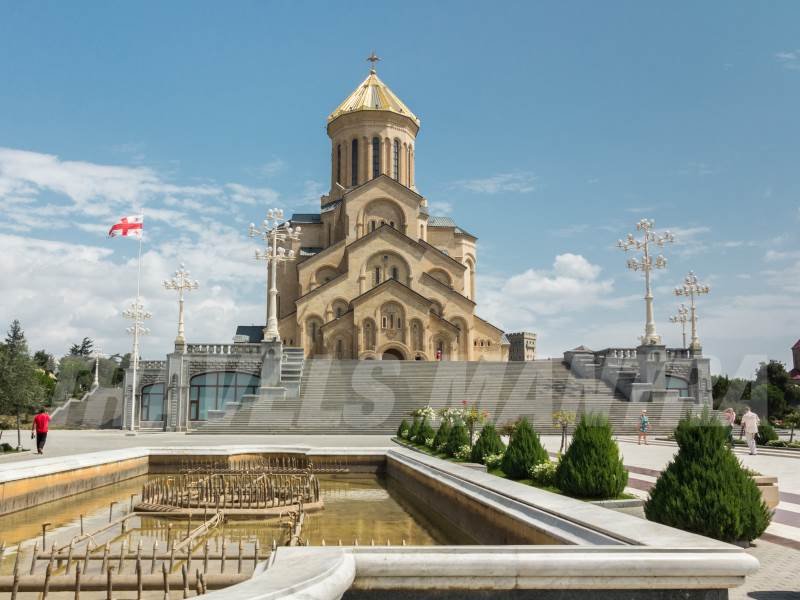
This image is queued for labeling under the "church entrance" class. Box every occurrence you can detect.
[382,348,405,360]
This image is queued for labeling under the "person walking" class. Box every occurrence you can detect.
[31,407,50,455]
[723,408,736,448]
[741,406,760,455]
[638,409,650,445]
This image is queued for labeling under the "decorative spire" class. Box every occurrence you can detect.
[366,51,381,73]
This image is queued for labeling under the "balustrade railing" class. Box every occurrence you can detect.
[139,360,167,370]
[186,343,261,355]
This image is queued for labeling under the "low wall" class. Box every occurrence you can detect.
[0,453,148,515]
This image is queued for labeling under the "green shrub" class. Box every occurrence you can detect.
[397,419,410,439]
[408,417,421,443]
[789,441,800,449]
[470,423,506,464]
[756,423,778,446]
[530,460,558,487]
[414,418,435,445]
[484,452,504,470]
[445,423,470,456]
[765,439,787,448]
[433,421,451,452]
[0,442,13,452]
[501,417,548,479]
[644,409,771,542]
[454,445,472,461]
[555,413,627,499]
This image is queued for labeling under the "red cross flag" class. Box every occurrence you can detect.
[108,215,144,238]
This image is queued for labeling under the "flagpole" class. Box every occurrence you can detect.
[129,215,144,434]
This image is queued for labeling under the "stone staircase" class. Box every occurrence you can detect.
[194,359,705,435]
[50,386,123,429]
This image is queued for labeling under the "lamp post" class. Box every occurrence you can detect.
[617,219,674,345]
[248,209,301,341]
[669,304,690,350]
[162,264,199,346]
[674,271,710,354]
[122,301,151,432]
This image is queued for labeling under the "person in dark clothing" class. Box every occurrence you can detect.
[31,407,50,454]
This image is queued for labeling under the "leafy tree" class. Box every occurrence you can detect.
[445,423,470,457]
[33,350,56,373]
[69,337,94,357]
[501,417,548,479]
[751,384,786,419]
[786,385,800,410]
[470,423,505,464]
[0,325,47,449]
[552,410,576,453]
[555,413,627,499]
[645,408,771,543]
[784,410,800,442]
[712,375,730,410]
[111,353,131,386]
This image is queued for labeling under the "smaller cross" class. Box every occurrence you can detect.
[366,51,381,72]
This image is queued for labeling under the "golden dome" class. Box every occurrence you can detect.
[328,70,419,126]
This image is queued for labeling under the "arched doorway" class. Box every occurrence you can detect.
[382,348,405,360]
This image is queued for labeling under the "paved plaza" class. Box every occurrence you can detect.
[2,430,799,597]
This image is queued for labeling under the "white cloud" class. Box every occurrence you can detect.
[764,249,800,262]
[259,159,287,177]
[776,50,800,71]
[477,254,618,339]
[224,183,280,206]
[453,172,536,194]
[428,200,454,215]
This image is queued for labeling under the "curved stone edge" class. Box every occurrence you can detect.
[192,546,759,598]
[201,547,355,600]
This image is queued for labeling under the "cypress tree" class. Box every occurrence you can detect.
[645,409,771,542]
[470,423,506,464]
[414,417,435,445]
[397,419,410,439]
[555,413,627,499]
[407,416,421,443]
[501,417,547,479]
[445,423,470,456]
[432,421,451,451]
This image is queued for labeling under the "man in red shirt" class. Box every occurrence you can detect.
[31,408,50,454]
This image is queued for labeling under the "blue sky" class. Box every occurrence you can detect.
[1,1,798,375]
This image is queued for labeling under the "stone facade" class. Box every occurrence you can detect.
[273,69,507,362]
[507,332,537,361]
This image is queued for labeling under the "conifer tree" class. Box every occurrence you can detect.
[555,413,627,499]
[501,417,547,478]
[645,409,771,542]
[414,417,435,445]
[397,419,410,438]
[445,422,470,456]
[470,422,505,463]
[433,421,451,451]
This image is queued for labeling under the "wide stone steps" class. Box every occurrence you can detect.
[197,359,703,435]
[50,386,123,429]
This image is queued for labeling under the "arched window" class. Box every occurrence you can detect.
[140,383,165,422]
[411,320,423,351]
[336,144,341,184]
[335,339,343,359]
[189,372,260,421]
[380,303,403,331]
[392,139,400,180]
[351,139,359,186]
[374,266,381,285]
[372,137,380,178]
[391,266,399,280]
[363,319,376,350]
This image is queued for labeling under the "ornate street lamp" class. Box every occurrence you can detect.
[669,304,690,350]
[249,209,301,342]
[617,219,674,345]
[162,263,199,345]
[674,271,710,353]
[122,300,151,432]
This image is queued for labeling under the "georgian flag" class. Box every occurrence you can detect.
[108,215,144,238]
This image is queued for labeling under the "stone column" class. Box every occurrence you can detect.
[399,142,407,186]
[366,136,374,181]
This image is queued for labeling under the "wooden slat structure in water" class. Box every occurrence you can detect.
[175,455,349,475]
[138,472,321,514]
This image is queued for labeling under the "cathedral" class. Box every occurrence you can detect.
[272,64,508,361]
